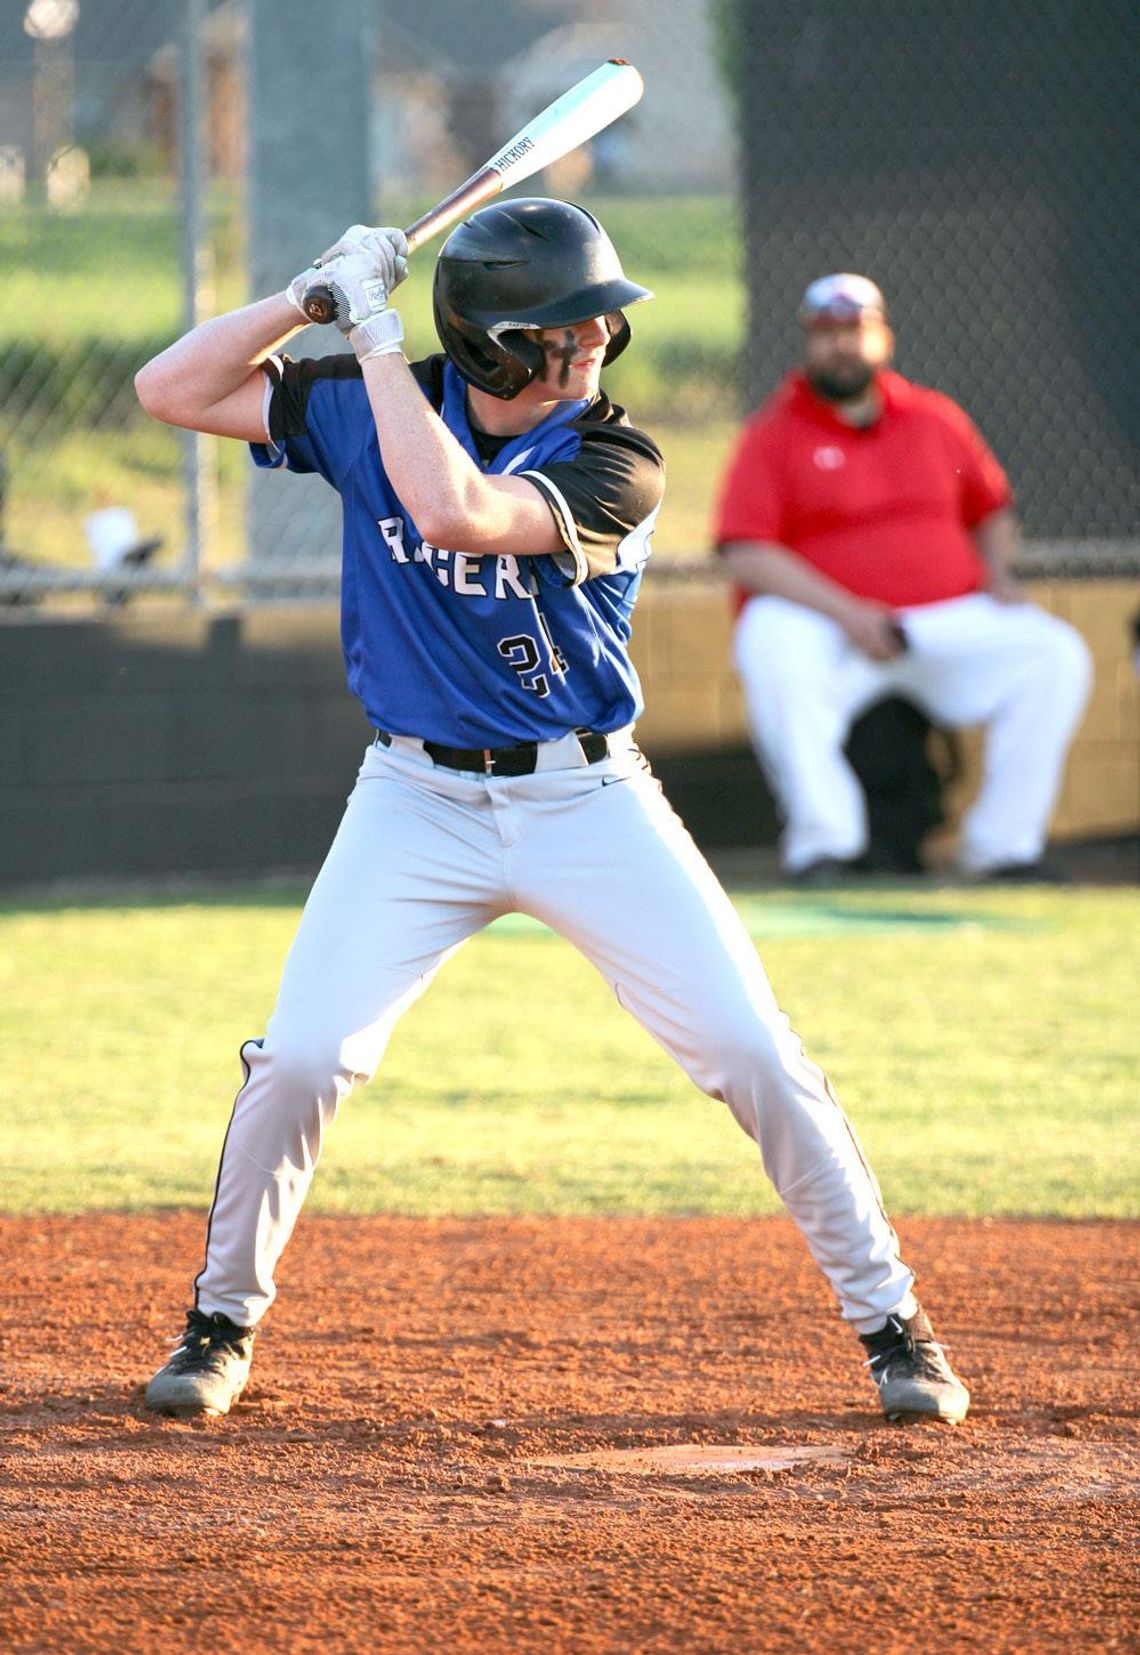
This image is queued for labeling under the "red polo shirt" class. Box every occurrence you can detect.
[714,369,1013,609]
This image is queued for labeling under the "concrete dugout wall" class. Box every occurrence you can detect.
[1,579,1136,889]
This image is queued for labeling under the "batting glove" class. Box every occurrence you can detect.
[309,250,404,361]
[283,226,408,322]
[284,256,328,318]
[317,223,409,282]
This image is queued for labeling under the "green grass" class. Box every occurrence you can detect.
[1,186,744,568]
[0,185,246,343]
[0,187,742,345]
[3,884,1136,1218]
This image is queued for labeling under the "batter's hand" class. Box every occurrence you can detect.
[316,224,409,281]
[284,227,408,322]
[840,604,908,662]
[321,251,395,333]
[314,248,407,361]
[284,255,328,318]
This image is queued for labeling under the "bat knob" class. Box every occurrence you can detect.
[301,283,336,325]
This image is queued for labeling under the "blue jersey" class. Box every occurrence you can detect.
[252,353,665,747]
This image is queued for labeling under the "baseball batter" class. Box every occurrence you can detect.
[136,199,968,1425]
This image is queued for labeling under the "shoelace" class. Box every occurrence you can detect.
[166,1315,246,1368]
[865,1336,952,1380]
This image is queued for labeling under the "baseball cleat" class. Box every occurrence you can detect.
[860,1307,970,1424]
[145,1308,255,1419]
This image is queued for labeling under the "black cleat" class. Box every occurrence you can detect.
[145,1308,255,1419]
[861,1306,969,1423]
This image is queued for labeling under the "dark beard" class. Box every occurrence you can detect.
[807,364,876,401]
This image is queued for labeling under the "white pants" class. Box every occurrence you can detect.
[196,732,916,1335]
[733,593,1092,873]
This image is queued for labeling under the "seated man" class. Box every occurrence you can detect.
[713,274,1091,883]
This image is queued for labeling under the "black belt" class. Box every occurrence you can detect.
[375,727,610,777]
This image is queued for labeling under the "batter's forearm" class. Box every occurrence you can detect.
[359,353,562,556]
[135,295,307,438]
[360,354,476,528]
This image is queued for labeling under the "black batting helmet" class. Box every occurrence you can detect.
[432,197,653,399]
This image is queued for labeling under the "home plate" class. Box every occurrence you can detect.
[535,1444,851,1476]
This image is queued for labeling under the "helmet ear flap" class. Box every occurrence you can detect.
[602,311,632,366]
[495,329,545,392]
[433,312,543,398]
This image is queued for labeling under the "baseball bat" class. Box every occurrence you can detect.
[301,59,644,326]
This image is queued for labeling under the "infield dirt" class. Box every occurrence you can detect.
[2,1214,1136,1652]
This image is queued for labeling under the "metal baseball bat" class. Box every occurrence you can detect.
[301,59,644,326]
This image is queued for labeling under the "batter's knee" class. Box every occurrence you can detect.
[691,1011,860,1201]
[682,1007,795,1124]
[242,1029,361,1117]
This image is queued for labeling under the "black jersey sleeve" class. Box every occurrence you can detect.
[261,352,362,445]
[252,353,446,485]
[522,402,665,584]
[260,352,444,445]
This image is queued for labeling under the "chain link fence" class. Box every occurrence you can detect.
[0,0,244,606]
[1,0,1135,611]
[725,0,1139,570]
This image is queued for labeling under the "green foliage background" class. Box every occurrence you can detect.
[1,187,745,568]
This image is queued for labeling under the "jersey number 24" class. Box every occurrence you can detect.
[497,617,568,699]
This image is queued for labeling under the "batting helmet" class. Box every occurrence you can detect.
[432,197,653,399]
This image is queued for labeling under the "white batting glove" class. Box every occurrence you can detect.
[315,222,375,263]
[284,256,327,318]
[317,226,409,309]
[317,247,407,361]
[317,223,408,278]
[283,227,408,322]
[350,307,406,362]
